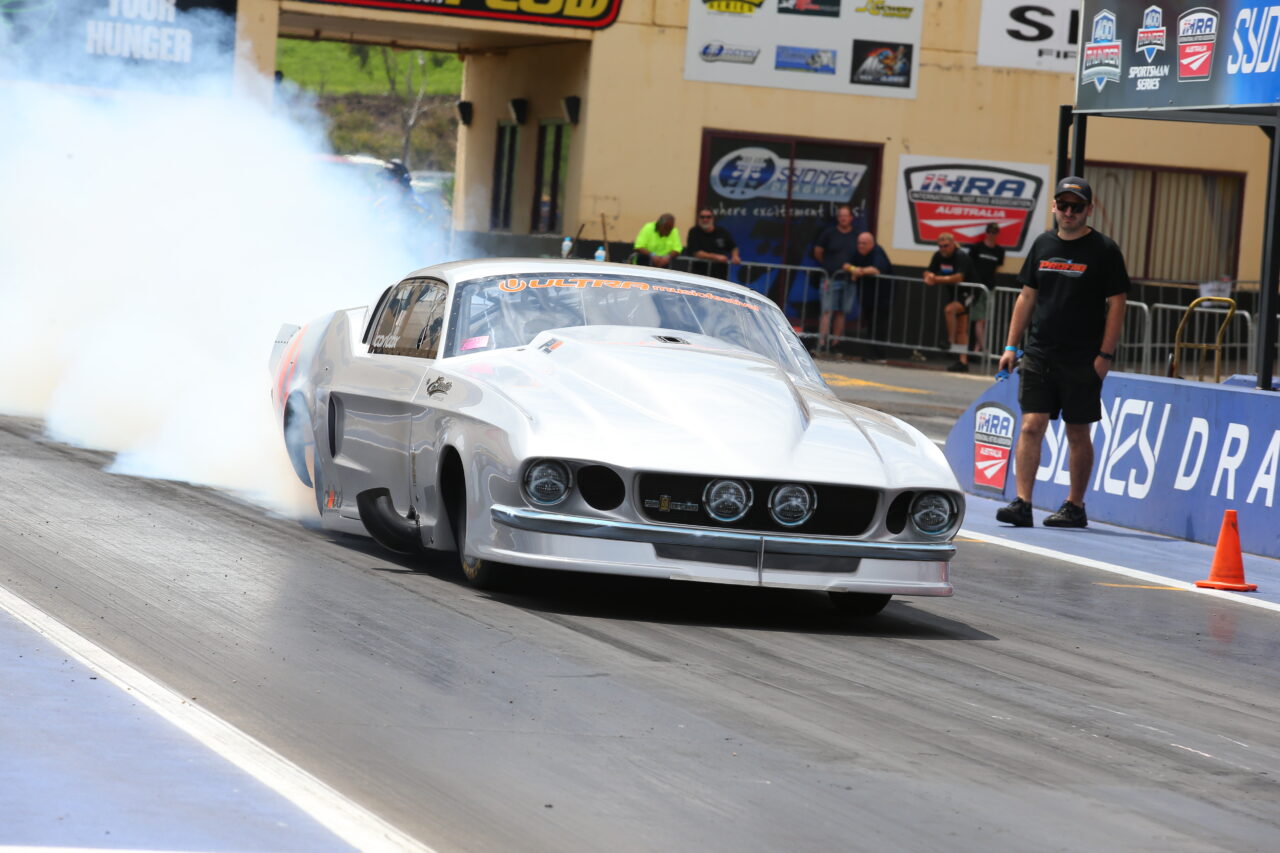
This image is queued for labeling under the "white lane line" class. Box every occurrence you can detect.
[0,585,436,853]
[960,528,1280,615]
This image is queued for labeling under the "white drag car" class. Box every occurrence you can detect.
[270,260,962,616]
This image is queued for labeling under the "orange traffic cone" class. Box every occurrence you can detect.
[1195,510,1258,591]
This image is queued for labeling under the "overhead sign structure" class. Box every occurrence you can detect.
[892,155,1050,256]
[977,0,1080,73]
[684,0,924,99]
[1076,1,1280,112]
[0,0,238,89]
[303,0,622,29]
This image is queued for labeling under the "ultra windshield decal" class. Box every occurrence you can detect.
[495,278,760,310]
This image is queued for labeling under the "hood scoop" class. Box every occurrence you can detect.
[653,335,690,345]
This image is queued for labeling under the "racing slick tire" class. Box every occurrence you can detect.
[450,488,508,591]
[828,592,891,618]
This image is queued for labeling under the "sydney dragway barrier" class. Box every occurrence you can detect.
[943,369,1280,559]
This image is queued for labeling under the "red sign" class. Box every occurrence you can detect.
[903,164,1043,253]
[973,402,1016,491]
[304,0,622,29]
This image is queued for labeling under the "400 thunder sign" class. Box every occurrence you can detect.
[893,155,1050,256]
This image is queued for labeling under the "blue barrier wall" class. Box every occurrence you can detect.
[944,371,1280,558]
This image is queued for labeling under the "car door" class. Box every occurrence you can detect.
[329,278,443,519]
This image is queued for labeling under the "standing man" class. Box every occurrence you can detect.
[923,232,976,372]
[841,232,893,360]
[812,204,864,353]
[995,176,1129,528]
[965,222,1005,358]
[633,213,683,268]
[685,208,741,279]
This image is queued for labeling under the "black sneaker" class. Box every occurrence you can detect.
[995,497,1033,527]
[1043,500,1088,528]
[946,360,970,373]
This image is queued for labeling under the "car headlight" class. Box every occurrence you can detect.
[910,492,956,535]
[524,459,572,506]
[703,479,752,523]
[769,484,816,527]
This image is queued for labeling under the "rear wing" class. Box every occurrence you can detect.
[268,323,302,376]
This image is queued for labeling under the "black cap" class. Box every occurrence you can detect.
[1054,176,1092,203]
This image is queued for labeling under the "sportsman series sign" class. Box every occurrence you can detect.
[893,155,1050,256]
[1076,1,1280,112]
[302,0,621,29]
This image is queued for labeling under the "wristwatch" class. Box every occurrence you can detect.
[1098,351,1115,361]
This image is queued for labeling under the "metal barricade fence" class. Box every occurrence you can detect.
[992,287,1153,375]
[670,257,828,330]
[1150,303,1254,379]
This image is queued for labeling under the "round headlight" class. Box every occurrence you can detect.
[524,459,572,506]
[703,479,753,523]
[769,484,816,527]
[910,492,956,535]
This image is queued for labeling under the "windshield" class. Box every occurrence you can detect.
[444,273,821,383]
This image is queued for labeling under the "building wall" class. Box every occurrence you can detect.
[459,0,1267,279]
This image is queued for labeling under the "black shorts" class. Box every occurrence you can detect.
[1018,355,1103,424]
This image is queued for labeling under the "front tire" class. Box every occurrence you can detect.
[450,488,508,590]
[828,592,891,618]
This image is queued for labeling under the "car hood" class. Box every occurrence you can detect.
[446,327,956,490]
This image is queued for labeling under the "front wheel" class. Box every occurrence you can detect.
[828,592,891,618]
[450,489,508,590]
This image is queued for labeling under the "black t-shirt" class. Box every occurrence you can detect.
[686,224,737,257]
[814,226,860,275]
[927,248,974,302]
[1017,228,1130,364]
[967,240,1005,287]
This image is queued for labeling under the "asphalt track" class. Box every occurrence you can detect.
[3,362,1280,852]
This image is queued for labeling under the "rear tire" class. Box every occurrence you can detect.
[828,592,891,618]
[450,488,508,590]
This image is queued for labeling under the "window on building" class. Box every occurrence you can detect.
[531,121,571,233]
[490,123,519,231]
[1085,164,1244,281]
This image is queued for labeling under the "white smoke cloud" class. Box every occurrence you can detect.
[0,6,450,518]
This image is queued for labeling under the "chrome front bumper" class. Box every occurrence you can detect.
[491,505,956,562]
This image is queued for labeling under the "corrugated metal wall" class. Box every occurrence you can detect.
[1084,165,1242,281]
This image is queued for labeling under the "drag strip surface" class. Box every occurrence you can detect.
[2,415,1279,852]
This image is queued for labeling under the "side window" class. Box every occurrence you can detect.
[369,280,448,359]
[369,281,421,354]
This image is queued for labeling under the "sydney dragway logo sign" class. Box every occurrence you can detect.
[945,372,1280,559]
[710,146,867,202]
[974,403,1016,490]
[896,158,1046,254]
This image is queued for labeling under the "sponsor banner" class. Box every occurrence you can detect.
[684,0,922,98]
[977,0,1080,73]
[944,372,1280,559]
[850,40,913,86]
[1077,1,1280,112]
[697,131,880,301]
[0,0,238,90]
[893,155,1050,257]
[299,0,622,29]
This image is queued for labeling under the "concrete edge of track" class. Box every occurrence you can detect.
[960,493,1280,614]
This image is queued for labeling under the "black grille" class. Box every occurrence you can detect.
[637,473,878,536]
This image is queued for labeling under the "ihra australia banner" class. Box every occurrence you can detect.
[1076,1,1280,112]
[303,0,621,28]
[893,155,1050,256]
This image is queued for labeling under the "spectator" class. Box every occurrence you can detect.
[633,213,682,268]
[813,203,864,352]
[685,208,741,279]
[841,232,892,360]
[923,232,976,372]
[965,222,1006,358]
[995,176,1129,529]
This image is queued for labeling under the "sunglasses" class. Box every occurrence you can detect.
[1055,199,1087,213]
[698,214,714,220]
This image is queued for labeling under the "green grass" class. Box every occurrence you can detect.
[276,39,462,96]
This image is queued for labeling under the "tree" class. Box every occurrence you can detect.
[379,48,455,170]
